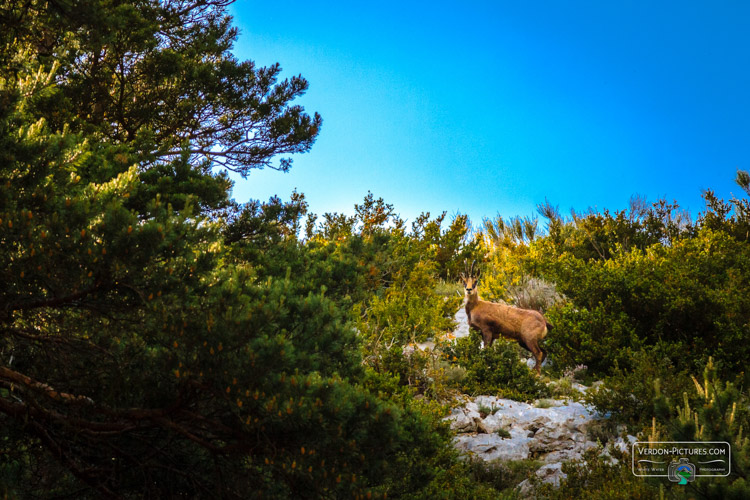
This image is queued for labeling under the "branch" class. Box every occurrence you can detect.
[0,366,94,405]
[5,282,107,314]
[29,419,122,499]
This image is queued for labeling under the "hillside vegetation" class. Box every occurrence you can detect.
[1,1,749,498]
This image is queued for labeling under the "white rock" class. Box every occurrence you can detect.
[452,307,471,339]
[454,433,533,462]
[466,408,481,422]
[517,462,568,496]
[538,462,567,484]
[446,397,603,464]
[446,408,477,433]
[572,382,589,393]
[524,415,551,434]
[529,425,574,453]
[613,435,638,453]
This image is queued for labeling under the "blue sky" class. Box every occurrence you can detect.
[227,1,750,228]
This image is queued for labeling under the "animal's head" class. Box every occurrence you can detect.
[460,260,481,298]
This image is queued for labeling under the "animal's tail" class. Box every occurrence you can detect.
[540,320,553,339]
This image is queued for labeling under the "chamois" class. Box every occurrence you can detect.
[460,261,552,375]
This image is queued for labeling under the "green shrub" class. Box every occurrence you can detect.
[443,364,469,386]
[477,403,493,418]
[548,376,580,400]
[496,428,511,439]
[578,358,750,499]
[442,335,550,401]
[465,457,541,496]
[534,448,660,499]
[534,399,556,409]
[585,348,691,429]
[543,302,642,375]
[528,227,750,379]
[477,402,501,418]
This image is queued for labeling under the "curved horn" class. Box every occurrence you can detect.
[470,259,477,277]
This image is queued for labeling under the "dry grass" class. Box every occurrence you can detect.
[508,276,564,311]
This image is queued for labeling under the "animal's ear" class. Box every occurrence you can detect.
[459,273,466,284]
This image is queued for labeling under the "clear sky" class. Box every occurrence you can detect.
[227,0,750,229]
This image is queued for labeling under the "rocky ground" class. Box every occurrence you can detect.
[446,394,636,494]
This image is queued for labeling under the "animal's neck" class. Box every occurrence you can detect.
[465,292,480,310]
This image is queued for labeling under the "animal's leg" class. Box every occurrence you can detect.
[481,328,494,349]
[517,340,531,352]
[528,342,544,376]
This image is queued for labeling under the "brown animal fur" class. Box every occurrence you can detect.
[460,268,552,375]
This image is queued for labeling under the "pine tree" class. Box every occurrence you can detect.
[0,3,492,498]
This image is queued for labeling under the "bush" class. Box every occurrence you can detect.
[584,348,692,429]
[544,302,642,375]
[527,228,750,379]
[477,402,501,418]
[534,448,660,499]
[548,376,580,400]
[578,358,750,499]
[534,399,556,409]
[465,457,541,496]
[441,335,550,401]
[496,428,511,439]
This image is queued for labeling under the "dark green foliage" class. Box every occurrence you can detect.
[544,303,641,374]
[0,61,488,498]
[700,188,750,242]
[584,349,692,428]
[465,457,541,496]
[528,220,750,378]
[534,448,660,499]
[223,191,309,255]
[653,359,750,499]
[582,359,750,499]
[0,2,489,497]
[496,428,512,439]
[442,335,550,401]
[412,210,481,280]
